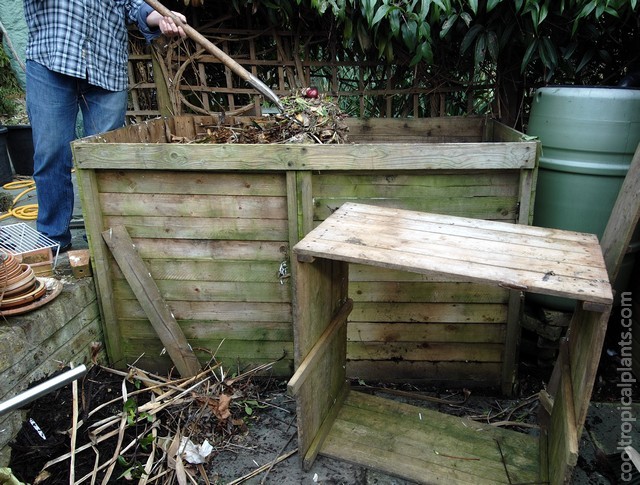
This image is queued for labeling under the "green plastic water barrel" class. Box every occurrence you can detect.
[527,86,640,311]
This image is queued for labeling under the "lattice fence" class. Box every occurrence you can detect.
[126,27,498,123]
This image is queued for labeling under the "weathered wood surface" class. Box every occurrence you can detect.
[73,116,539,383]
[294,203,613,305]
[74,141,536,171]
[600,142,640,283]
[102,225,201,377]
[321,391,539,485]
[292,257,349,468]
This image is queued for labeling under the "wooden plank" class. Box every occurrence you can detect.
[320,391,539,485]
[312,172,520,198]
[99,193,287,218]
[347,342,503,362]
[294,203,613,304]
[501,290,523,395]
[116,300,290,322]
[111,259,285,283]
[566,306,610,434]
[119,318,291,341]
[103,215,289,241]
[112,279,290,303]
[347,322,506,344]
[72,142,537,171]
[292,257,349,466]
[102,225,201,377]
[350,302,508,324]
[123,238,286,261]
[71,166,124,366]
[349,281,508,303]
[313,196,520,222]
[548,343,579,484]
[346,361,502,387]
[97,170,287,196]
[288,299,353,395]
[344,116,487,142]
[600,142,640,282]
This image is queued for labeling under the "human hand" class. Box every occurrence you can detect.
[147,10,188,38]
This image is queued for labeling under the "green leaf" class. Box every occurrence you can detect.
[401,19,418,50]
[460,12,472,26]
[520,38,538,73]
[576,50,594,73]
[372,5,391,27]
[440,14,458,38]
[389,9,401,35]
[356,20,371,50]
[539,36,557,70]
[461,24,483,53]
[474,33,487,65]
[486,30,499,62]
[487,0,501,12]
[467,0,478,15]
[420,41,434,64]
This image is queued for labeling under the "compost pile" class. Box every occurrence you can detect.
[178,92,349,145]
[8,361,281,484]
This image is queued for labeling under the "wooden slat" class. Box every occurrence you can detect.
[72,141,537,171]
[102,225,201,377]
[346,361,502,387]
[71,166,124,365]
[347,322,506,343]
[548,343,579,484]
[292,257,349,466]
[97,170,287,196]
[600,142,640,282]
[289,298,353,395]
[502,290,523,395]
[346,342,502,362]
[350,302,508,324]
[321,391,539,485]
[103,215,288,241]
[294,203,612,304]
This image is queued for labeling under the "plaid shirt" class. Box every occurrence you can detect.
[24,0,159,92]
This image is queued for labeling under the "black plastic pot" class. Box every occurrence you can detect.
[6,124,34,176]
[0,126,14,184]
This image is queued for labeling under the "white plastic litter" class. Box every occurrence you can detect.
[180,437,213,464]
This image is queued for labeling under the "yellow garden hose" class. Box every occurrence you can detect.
[0,179,38,221]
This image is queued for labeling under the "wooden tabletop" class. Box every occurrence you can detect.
[293,202,613,305]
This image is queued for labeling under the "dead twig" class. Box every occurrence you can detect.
[227,448,298,485]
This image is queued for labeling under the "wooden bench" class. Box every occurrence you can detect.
[288,202,613,484]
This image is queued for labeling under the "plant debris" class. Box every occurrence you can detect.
[9,360,287,484]
[172,92,349,145]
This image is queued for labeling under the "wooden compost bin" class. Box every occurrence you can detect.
[288,202,613,485]
[72,115,538,391]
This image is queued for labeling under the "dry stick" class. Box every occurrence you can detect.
[73,425,160,485]
[140,395,159,485]
[89,445,100,485]
[70,365,80,485]
[227,449,298,485]
[259,430,297,485]
[99,411,128,485]
[43,428,122,469]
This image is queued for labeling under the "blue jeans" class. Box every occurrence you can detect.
[26,60,128,247]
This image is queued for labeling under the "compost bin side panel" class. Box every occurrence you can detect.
[96,169,293,374]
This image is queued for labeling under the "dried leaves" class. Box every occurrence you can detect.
[31,361,278,484]
[177,92,349,145]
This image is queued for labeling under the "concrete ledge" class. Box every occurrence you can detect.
[0,276,105,464]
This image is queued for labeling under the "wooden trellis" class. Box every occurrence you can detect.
[126,27,497,123]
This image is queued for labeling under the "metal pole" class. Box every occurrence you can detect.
[0,364,87,416]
